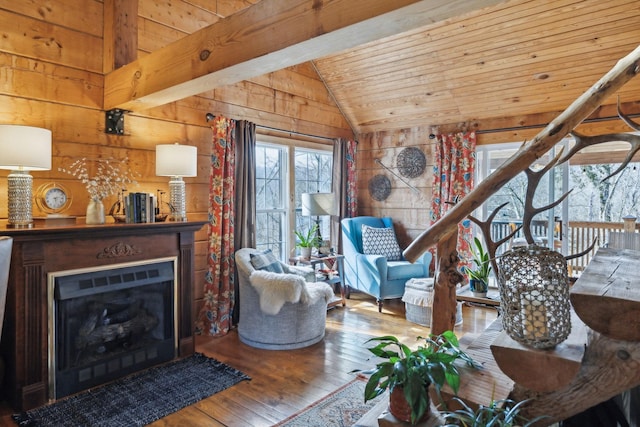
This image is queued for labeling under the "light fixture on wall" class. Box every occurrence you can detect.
[155,143,197,222]
[301,192,337,251]
[0,125,52,228]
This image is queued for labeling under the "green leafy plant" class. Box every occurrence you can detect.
[294,224,320,248]
[358,331,478,425]
[442,397,548,426]
[467,237,492,283]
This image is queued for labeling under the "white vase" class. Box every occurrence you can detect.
[300,247,312,259]
[86,198,106,225]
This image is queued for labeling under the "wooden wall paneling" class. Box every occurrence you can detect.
[356,127,438,251]
[138,0,217,34]
[214,81,278,114]
[251,68,335,105]
[0,53,103,109]
[274,92,349,131]
[194,0,259,18]
[137,18,189,53]
[0,9,102,72]
[200,96,354,138]
[0,0,103,37]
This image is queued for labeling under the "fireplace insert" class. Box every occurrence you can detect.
[50,259,177,399]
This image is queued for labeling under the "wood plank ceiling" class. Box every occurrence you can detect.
[130,0,640,139]
[312,0,640,134]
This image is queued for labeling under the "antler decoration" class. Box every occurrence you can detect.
[558,99,640,181]
[521,149,573,245]
[469,202,521,275]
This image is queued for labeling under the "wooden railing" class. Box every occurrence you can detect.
[490,220,640,276]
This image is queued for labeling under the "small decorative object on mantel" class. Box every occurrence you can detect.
[59,157,138,225]
[497,245,571,349]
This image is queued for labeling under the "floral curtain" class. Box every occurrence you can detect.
[430,131,476,270]
[196,116,236,336]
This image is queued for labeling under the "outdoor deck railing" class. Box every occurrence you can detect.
[490,220,639,276]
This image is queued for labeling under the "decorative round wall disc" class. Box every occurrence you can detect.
[368,174,391,201]
[397,147,426,178]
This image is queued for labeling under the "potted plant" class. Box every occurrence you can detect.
[467,237,491,297]
[442,397,548,426]
[359,331,478,425]
[294,224,320,259]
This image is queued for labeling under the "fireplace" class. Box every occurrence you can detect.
[50,259,178,399]
[1,221,205,410]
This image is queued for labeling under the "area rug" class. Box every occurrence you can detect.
[12,353,250,427]
[274,377,385,427]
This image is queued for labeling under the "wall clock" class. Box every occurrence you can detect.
[35,182,73,215]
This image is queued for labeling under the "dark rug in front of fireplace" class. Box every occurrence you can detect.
[12,353,250,427]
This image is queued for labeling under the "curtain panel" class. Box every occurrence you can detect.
[197,116,237,336]
[430,131,476,270]
[332,139,358,253]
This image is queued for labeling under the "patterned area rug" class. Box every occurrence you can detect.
[12,353,250,427]
[274,377,385,427]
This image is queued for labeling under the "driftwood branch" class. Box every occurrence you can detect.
[430,231,463,335]
[404,45,640,263]
[511,330,640,424]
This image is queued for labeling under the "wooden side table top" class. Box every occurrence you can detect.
[456,285,500,307]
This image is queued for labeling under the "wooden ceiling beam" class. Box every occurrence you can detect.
[103,0,508,112]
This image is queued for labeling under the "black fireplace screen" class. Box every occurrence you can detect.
[52,260,176,399]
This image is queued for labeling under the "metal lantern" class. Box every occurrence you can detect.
[497,245,571,349]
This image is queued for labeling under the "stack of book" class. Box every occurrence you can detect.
[125,192,157,223]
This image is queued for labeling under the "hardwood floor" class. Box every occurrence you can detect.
[0,293,498,426]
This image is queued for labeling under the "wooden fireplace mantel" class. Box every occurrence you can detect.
[0,221,207,411]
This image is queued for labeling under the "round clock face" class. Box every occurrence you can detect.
[35,183,72,215]
[44,187,68,210]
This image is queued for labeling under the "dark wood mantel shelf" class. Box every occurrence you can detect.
[0,221,207,411]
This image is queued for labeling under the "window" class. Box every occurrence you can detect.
[255,139,333,260]
[476,141,569,255]
[255,144,287,258]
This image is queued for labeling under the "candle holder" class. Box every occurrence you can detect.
[497,245,571,349]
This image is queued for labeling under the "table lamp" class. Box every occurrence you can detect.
[155,143,197,222]
[301,192,337,249]
[0,125,52,228]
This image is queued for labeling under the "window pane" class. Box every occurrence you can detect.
[294,149,333,250]
[255,142,333,261]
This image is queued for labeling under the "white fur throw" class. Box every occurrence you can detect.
[249,270,334,315]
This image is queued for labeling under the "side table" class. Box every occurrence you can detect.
[289,254,346,308]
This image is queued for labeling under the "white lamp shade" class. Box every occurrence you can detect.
[301,192,337,217]
[155,144,198,177]
[0,125,52,170]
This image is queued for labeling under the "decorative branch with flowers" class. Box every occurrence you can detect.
[59,157,138,201]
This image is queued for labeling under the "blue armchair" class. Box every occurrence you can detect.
[341,216,432,312]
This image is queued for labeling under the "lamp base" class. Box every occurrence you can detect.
[6,223,33,229]
[7,170,34,228]
[168,176,187,222]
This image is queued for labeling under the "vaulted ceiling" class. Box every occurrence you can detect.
[111,0,640,137]
[313,0,640,134]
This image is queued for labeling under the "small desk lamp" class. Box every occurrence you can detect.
[0,125,52,228]
[301,192,337,247]
[155,143,197,222]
